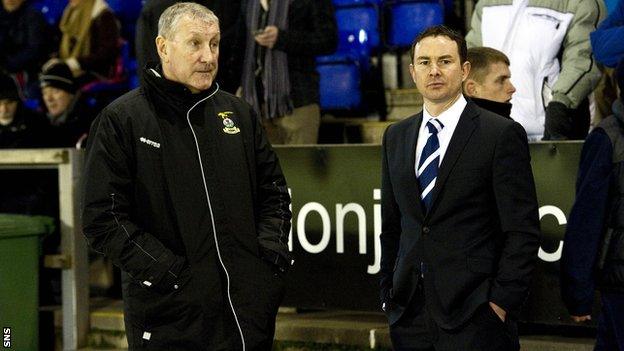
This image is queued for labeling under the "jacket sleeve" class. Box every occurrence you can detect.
[465,1,484,48]
[379,126,401,304]
[82,109,188,293]
[590,0,624,68]
[551,0,605,109]
[489,122,541,316]
[273,0,337,56]
[561,129,612,316]
[251,109,292,270]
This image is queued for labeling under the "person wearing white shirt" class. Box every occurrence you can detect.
[379,25,540,351]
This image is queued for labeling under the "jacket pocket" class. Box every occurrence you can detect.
[134,275,201,331]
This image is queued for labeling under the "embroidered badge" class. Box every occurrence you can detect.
[218,111,240,134]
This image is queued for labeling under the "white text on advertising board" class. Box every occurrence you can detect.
[288,190,566,274]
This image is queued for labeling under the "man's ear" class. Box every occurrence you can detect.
[464,79,478,97]
[408,64,417,85]
[156,36,168,63]
[461,61,471,82]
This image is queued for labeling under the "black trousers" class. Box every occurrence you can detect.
[389,284,519,351]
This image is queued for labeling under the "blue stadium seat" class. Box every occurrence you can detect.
[24,98,41,112]
[335,30,372,70]
[31,0,65,27]
[106,0,142,22]
[333,0,381,6]
[316,55,362,110]
[107,0,143,43]
[387,1,443,47]
[335,3,380,50]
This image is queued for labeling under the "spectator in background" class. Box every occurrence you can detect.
[240,0,337,145]
[135,0,242,93]
[0,0,52,97]
[0,73,47,148]
[561,58,624,351]
[467,0,605,141]
[591,0,624,123]
[463,47,516,118]
[40,62,93,148]
[49,0,120,86]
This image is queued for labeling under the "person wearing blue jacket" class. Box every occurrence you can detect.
[591,0,624,121]
[561,59,624,351]
[592,0,624,68]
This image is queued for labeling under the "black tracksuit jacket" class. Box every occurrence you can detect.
[82,67,291,350]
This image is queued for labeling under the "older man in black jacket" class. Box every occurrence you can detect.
[82,3,291,350]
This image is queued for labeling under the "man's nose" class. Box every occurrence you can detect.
[429,63,441,76]
[200,46,217,63]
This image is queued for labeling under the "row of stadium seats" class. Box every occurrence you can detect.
[318,0,445,110]
[27,0,447,113]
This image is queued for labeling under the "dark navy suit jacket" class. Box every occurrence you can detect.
[380,100,541,329]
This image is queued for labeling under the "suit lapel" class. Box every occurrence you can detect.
[427,102,480,217]
[405,113,425,221]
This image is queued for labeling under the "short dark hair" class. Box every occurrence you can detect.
[466,47,510,83]
[410,25,467,65]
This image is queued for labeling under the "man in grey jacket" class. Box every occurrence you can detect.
[466,0,605,141]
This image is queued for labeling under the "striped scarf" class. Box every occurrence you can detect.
[241,0,293,119]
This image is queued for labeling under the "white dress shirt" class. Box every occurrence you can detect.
[415,94,467,177]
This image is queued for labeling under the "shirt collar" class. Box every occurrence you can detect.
[422,94,467,128]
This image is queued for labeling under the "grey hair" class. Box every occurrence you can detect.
[158,2,219,39]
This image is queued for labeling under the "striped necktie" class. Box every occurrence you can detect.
[417,119,444,212]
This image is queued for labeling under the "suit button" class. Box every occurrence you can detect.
[423,227,430,234]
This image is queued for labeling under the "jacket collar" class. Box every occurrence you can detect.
[142,65,219,111]
[405,114,425,220]
[409,100,480,221]
[469,97,512,119]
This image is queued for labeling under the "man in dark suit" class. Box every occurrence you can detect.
[380,25,540,351]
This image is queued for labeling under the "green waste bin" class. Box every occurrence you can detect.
[0,214,54,351]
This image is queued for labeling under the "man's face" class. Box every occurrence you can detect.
[2,0,26,12]
[157,16,220,93]
[0,99,18,126]
[410,35,469,106]
[42,86,74,118]
[466,62,516,103]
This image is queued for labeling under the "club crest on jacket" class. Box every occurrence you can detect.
[218,111,240,134]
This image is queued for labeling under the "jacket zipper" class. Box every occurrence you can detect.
[185,84,247,350]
